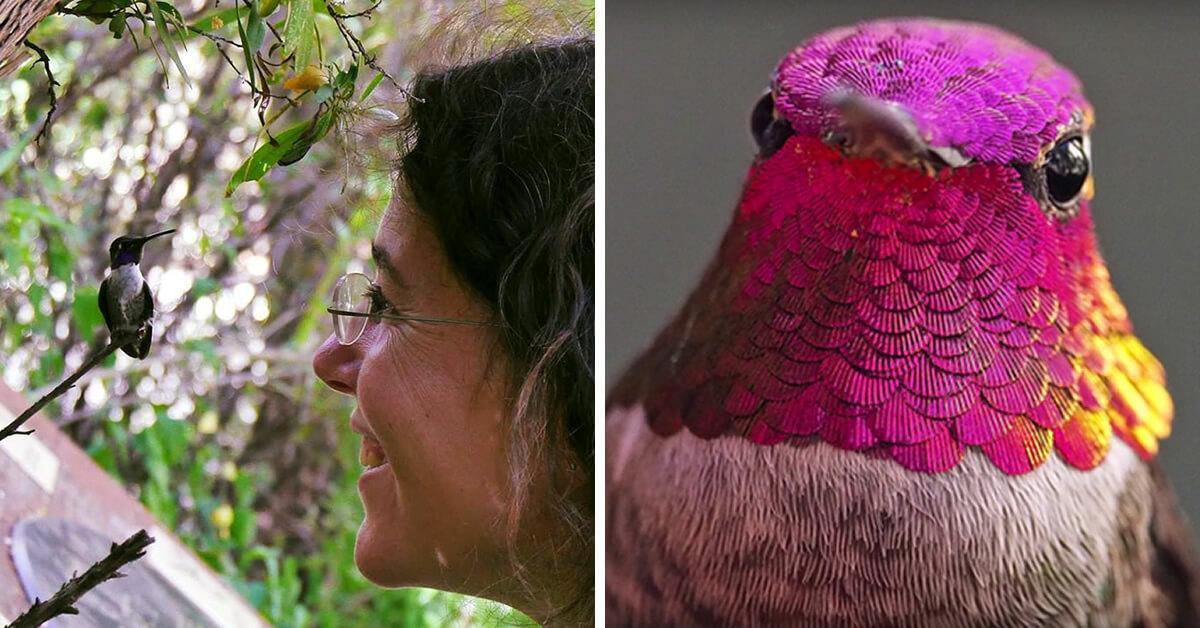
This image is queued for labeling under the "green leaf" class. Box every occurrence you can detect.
[357,71,385,104]
[38,352,64,384]
[192,276,221,297]
[277,109,334,166]
[313,84,333,105]
[232,505,256,546]
[70,0,130,23]
[154,411,191,463]
[333,64,358,98]
[82,100,110,130]
[0,124,41,177]
[3,198,71,231]
[234,471,256,508]
[258,0,282,17]
[283,0,315,70]
[142,481,178,528]
[72,285,104,336]
[237,581,269,610]
[235,2,257,92]
[246,2,266,52]
[156,1,184,22]
[187,7,240,32]
[135,424,171,494]
[108,14,126,39]
[148,0,192,86]
[225,121,310,195]
[28,284,46,313]
[87,438,119,475]
[47,238,73,282]
[275,138,312,167]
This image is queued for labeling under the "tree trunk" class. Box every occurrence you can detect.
[0,0,59,76]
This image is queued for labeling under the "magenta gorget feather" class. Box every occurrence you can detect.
[610,18,1172,475]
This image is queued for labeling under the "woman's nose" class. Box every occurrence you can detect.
[312,332,359,395]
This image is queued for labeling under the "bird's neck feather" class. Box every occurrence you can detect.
[114,250,139,267]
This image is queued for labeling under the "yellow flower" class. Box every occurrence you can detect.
[197,410,218,434]
[210,16,224,29]
[284,65,327,92]
[211,503,234,539]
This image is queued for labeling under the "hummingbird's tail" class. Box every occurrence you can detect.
[119,323,153,359]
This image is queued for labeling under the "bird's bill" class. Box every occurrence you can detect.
[821,89,969,170]
[137,228,176,242]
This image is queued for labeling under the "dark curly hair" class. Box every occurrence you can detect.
[391,30,593,622]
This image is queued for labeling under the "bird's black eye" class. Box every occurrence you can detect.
[750,90,793,159]
[1044,136,1089,208]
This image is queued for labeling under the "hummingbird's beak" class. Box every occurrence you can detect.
[137,228,176,243]
[822,89,970,170]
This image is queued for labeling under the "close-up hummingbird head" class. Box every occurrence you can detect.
[750,17,1093,231]
[107,228,176,267]
[620,17,1172,476]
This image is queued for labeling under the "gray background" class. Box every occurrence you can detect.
[607,2,1200,522]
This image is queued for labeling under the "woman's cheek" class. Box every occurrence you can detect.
[362,334,451,472]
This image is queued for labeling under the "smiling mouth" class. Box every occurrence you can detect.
[351,411,389,470]
[358,436,388,470]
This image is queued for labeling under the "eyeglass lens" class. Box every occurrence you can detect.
[331,272,372,345]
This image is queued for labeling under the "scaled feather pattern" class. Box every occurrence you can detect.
[775,19,1084,163]
[611,19,1172,475]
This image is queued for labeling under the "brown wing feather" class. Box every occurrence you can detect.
[1143,460,1200,627]
[97,277,113,333]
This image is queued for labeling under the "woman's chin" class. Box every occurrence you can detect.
[354,463,409,586]
[354,516,410,587]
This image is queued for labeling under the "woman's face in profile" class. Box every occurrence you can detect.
[312,198,513,592]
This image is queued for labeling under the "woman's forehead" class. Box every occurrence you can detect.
[379,193,436,235]
[375,207,417,261]
[374,202,447,284]
[377,196,419,242]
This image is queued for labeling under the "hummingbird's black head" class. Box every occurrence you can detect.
[108,228,175,267]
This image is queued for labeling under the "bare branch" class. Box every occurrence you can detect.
[23,40,59,146]
[328,0,383,20]
[324,1,398,90]
[8,529,155,628]
[0,331,139,442]
[186,24,243,48]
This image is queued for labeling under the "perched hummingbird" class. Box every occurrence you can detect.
[98,228,174,359]
[607,19,1199,626]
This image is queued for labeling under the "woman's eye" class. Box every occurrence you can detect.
[366,284,390,315]
[1044,136,1089,208]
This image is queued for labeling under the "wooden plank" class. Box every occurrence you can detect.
[0,382,266,625]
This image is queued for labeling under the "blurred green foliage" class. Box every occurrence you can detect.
[54,0,398,195]
[0,0,588,625]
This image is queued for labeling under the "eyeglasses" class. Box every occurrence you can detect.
[327,272,497,345]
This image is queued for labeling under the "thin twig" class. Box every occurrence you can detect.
[0,331,138,442]
[8,529,155,628]
[185,24,242,48]
[328,0,382,20]
[23,40,59,146]
[323,2,398,90]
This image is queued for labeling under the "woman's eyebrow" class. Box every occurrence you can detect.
[371,241,407,289]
